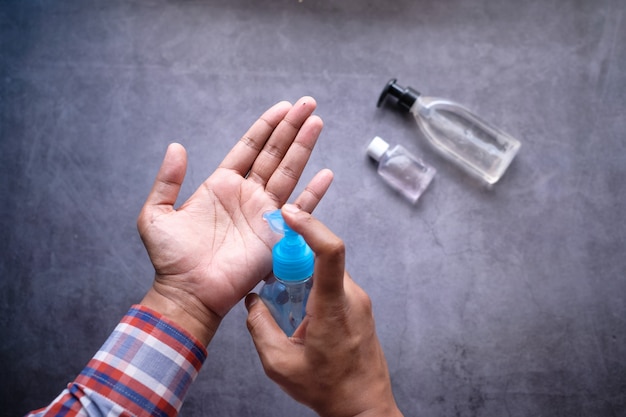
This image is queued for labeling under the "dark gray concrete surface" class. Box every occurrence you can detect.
[1,1,625,416]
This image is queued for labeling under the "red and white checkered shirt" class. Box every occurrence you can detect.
[27,305,207,417]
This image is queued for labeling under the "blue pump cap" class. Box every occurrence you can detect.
[263,210,314,282]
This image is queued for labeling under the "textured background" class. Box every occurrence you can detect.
[1,1,625,416]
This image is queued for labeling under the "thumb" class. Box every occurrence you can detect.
[144,143,187,210]
[245,294,289,357]
[245,294,307,395]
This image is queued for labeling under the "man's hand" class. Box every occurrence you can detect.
[138,97,333,345]
[245,205,403,417]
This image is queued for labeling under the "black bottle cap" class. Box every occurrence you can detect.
[377,78,421,112]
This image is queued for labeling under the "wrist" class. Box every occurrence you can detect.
[351,404,404,417]
[322,401,403,417]
[316,390,402,417]
[140,284,221,346]
[318,379,402,417]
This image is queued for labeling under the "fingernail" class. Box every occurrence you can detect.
[245,293,258,311]
[282,204,300,214]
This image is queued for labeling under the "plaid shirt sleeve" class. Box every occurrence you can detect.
[26,305,208,417]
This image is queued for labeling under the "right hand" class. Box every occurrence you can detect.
[245,205,403,417]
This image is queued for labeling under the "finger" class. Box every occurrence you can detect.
[264,115,324,205]
[219,100,292,176]
[293,169,334,214]
[247,96,317,186]
[280,205,345,304]
[245,293,293,364]
[143,143,187,210]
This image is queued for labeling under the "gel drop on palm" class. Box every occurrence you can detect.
[259,210,314,336]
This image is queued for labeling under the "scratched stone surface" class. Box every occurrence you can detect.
[1,1,625,416]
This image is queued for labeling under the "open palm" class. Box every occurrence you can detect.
[137,97,332,331]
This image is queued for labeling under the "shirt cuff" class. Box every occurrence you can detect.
[74,304,208,417]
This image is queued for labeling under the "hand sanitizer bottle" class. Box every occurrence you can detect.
[367,136,436,204]
[378,79,521,185]
[259,210,314,336]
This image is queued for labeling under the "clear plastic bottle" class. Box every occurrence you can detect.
[378,79,521,185]
[367,136,436,204]
[259,210,313,336]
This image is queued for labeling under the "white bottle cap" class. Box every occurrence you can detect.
[367,136,390,162]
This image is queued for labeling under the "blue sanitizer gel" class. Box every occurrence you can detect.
[259,210,314,336]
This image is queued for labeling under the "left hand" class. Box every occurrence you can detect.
[138,97,333,345]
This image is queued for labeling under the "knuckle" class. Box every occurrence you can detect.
[353,288,374,318]
[264,189,281,205]
[261,142,284,160]
[240,134,263,152]
[358,289,373,311]
[246,309,266,333]
[324,237,345,258]
[278,164,299,181]
[302,184,322,203]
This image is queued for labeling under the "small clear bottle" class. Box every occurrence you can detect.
[378,79,521,185]
[367,136,436,204]
[259,210,313,336]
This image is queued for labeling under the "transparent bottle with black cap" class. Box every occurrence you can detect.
[378,79,521,185]
[259,210,314,336]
